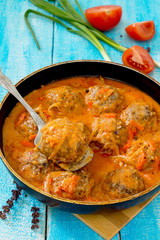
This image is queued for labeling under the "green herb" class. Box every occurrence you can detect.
[75,0,86,19]
[25,0,160,68]
[29,0,126,52]
[24,9,110,61]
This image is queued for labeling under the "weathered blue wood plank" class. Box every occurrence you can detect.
[0,0,53,239]
[121,195,160,239]
[47,207,118,240]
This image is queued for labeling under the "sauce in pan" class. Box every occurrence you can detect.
[2,76,160,202]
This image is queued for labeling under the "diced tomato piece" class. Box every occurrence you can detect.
[125,21,155,41]
[122,45,155,74]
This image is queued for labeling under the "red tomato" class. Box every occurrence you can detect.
[85,5,122,31]
[122,45,155,74]
[125,21,155,41]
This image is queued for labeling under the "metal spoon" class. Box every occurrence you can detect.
[57,146,93,171]
[0,70,45,146]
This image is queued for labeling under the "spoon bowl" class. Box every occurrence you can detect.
[57,146,93,171]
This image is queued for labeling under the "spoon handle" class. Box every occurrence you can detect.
[0,70,44,128]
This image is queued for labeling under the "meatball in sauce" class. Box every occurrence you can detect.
[15,111,37,139]
[102,167,145,200]
[44,85,85,115]
[39,117,92,165]
[44,170,94,200]
[91,116,128,155]
[123,139,160,171]
[120,101,157,133]
[85,85,124,116]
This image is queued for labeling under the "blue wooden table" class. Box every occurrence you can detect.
[0,0,160,239]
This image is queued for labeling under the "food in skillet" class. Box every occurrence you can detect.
[44,170,94,200]
[121,139,160,171]
[18,149,50,180]
[120,101,157,130]
[91,116,128,155]
[2,76,160,202]
[15,112,38,138]
[44,85,85,115]
[102,167,145,199]
[85,85,124,115]
[38,117,93,171]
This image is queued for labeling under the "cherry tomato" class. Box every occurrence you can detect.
[125,21,155,41]
[85,5,122,31]
[122,45,155,74]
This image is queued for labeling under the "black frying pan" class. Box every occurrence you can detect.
[0,60,160,214]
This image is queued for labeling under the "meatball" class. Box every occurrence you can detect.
[39,118,92,165]
[18,149,49,180]
[102,167,145,199]
[44,86,84,114]
[85,85,124,116]
[91,116,128,154]
[44,170,94,200]
[124,140,160,171]
[120,102,157,131]
[15,112,37,138]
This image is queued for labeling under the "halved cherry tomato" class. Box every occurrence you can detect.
[125,21,155,41]
[85,5,122,31]
[122,45,155,74]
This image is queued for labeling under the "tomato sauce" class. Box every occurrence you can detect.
[2,77,160,201]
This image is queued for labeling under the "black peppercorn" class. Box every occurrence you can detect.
[2,206,10,213]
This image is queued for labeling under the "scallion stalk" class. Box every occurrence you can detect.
[24,10,41,50]
[75,0,86,19]
[24,8,111,61]
[30,0,126,52]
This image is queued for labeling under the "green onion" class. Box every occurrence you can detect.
[58,0,127,52]
[153,60,160,68]
[24,8,111,61]
[75,0,86,19]
[25,0,160,68]
[30,0,126,52]
[24,10,40,50]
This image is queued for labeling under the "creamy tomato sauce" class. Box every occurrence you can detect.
[2,77,160,202]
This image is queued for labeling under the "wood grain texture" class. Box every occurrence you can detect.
[0,0,160,240]
[121,195,160,240]
[75,192,160,240]
[0,0,53,239]
[47,207,119,240]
